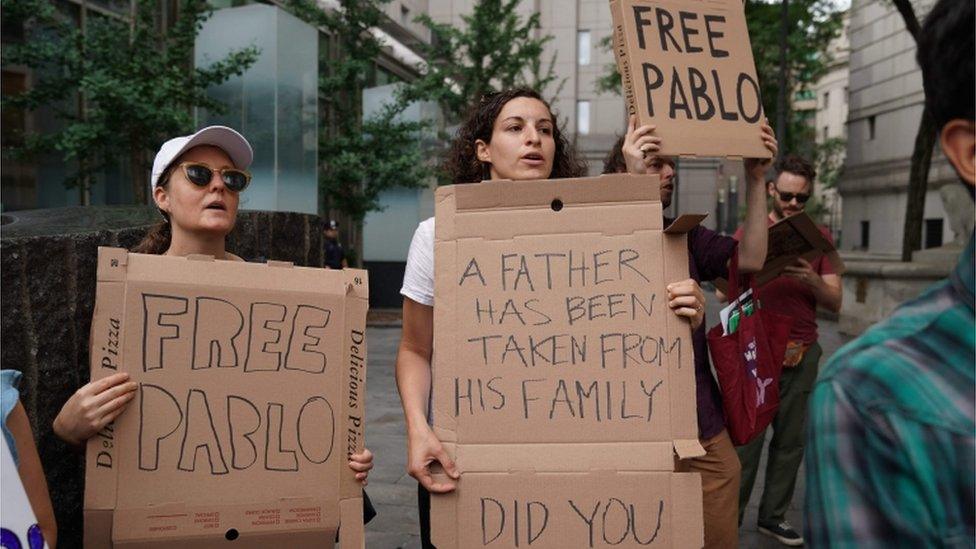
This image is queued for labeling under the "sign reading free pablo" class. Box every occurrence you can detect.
[84,249,368,548]
[610,0,771,159]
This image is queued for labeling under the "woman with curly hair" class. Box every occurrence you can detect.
[395,88,708,547]
[443,88,587,183]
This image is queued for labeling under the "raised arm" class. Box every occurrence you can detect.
[9,401,58,548]
[738,121,778,272]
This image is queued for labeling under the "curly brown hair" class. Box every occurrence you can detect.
[444,88,587,183]
[602,134,627,174]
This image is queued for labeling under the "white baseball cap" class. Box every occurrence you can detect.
[150,125,253,189]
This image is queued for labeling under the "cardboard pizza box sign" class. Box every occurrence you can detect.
[715,211,845,295]
[84,250,368,548]
[610,0,771,159]
[430,174,706,548]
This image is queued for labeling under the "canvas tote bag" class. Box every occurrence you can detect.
[707,250,793,446]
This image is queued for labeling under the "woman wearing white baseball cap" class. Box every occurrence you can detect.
[134,125,254,257]
[52,127,374,486]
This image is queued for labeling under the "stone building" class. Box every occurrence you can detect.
[839,0,972,257]
[812,15,849,241]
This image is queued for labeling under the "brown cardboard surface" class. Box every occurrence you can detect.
[431,174,705,548]
[431,471,703,548]
[610,0,771,159]
[716,211,845,293]
[84,248,367,548]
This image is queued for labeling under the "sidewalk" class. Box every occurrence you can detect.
[363,293,852,548]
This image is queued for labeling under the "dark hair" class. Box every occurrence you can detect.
[132,163,178,255]
[603,135,627,174]
[774,154,816,188]
[917,0,975,129]
[445,88,586,183]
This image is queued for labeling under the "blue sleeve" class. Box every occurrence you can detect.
[1,369,23,466]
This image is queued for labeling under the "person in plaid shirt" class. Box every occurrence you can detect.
[804,0,975,546]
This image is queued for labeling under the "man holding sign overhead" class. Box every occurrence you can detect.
[609,0,777,546]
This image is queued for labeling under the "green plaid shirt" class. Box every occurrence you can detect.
[805,232,975,548]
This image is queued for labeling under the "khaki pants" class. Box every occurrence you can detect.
[676,429,742,549]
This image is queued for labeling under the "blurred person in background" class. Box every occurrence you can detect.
[324,219,348,269]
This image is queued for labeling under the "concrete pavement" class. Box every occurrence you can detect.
[362,292,852,548]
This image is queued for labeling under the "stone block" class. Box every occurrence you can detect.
[838,258,951,335]
[0,240,31,393]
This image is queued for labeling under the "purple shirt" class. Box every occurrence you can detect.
[668,219,736,440]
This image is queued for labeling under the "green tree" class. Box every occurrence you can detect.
[814,136,847,191]
[745,0,843,155]
[1,0,259,204]
[596,0,843,155]
[285,0,431,264]
[397,0,561,125]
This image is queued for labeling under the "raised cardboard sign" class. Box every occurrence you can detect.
[84,249,368,548]
[610,0,770,159]
[431,175,705,548]
[758,211,845,285]
[2,437,48,549]
[718,211,845,294]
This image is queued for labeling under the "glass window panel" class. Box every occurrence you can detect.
[578,30,591,66]
[577,100,590,135]
[195,4,318,214]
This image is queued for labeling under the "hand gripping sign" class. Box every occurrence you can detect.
[84,250,368,549]
[610,0,772,159]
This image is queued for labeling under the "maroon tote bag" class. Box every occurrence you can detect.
[707,251,793,446]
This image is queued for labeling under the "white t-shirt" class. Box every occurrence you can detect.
[400,217,435,306]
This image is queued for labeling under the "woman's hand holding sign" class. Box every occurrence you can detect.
[53,372,137,448]
[408,424,460,493]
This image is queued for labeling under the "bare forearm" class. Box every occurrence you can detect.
[11,404,57,548]
[396,346,433,432]
[738,179,768,272]
[813,277,843,313]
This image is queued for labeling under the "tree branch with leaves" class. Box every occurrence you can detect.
[888,0,936,261]
[1,0,259,204]
[285,0,432,264]
[396,0,563,125]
